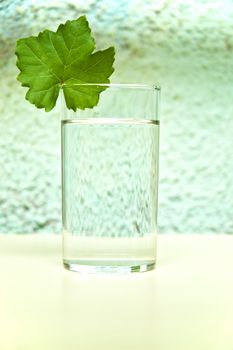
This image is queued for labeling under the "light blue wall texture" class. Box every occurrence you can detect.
[0,0,233,233]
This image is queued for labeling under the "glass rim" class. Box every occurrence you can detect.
[63,83,161,91]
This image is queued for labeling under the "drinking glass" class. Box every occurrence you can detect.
[61,84,160,273]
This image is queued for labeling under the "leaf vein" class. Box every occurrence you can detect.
[30,84,60,94]
[24,41,60,81]
[48,32,64,65]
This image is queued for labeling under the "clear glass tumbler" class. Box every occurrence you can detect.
[61,84,160,273]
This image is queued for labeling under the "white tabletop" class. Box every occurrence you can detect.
[0,234,232,350]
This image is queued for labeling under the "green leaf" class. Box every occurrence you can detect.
[15,16,115,112]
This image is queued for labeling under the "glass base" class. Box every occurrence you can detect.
[63,259,156,274]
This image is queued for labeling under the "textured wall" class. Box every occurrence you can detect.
[0,0,233,233]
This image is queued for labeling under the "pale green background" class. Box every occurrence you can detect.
[0,0,233,233]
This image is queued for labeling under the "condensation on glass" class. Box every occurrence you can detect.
[61,84,160,273]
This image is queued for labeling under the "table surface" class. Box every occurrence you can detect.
[0,234,233,350]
